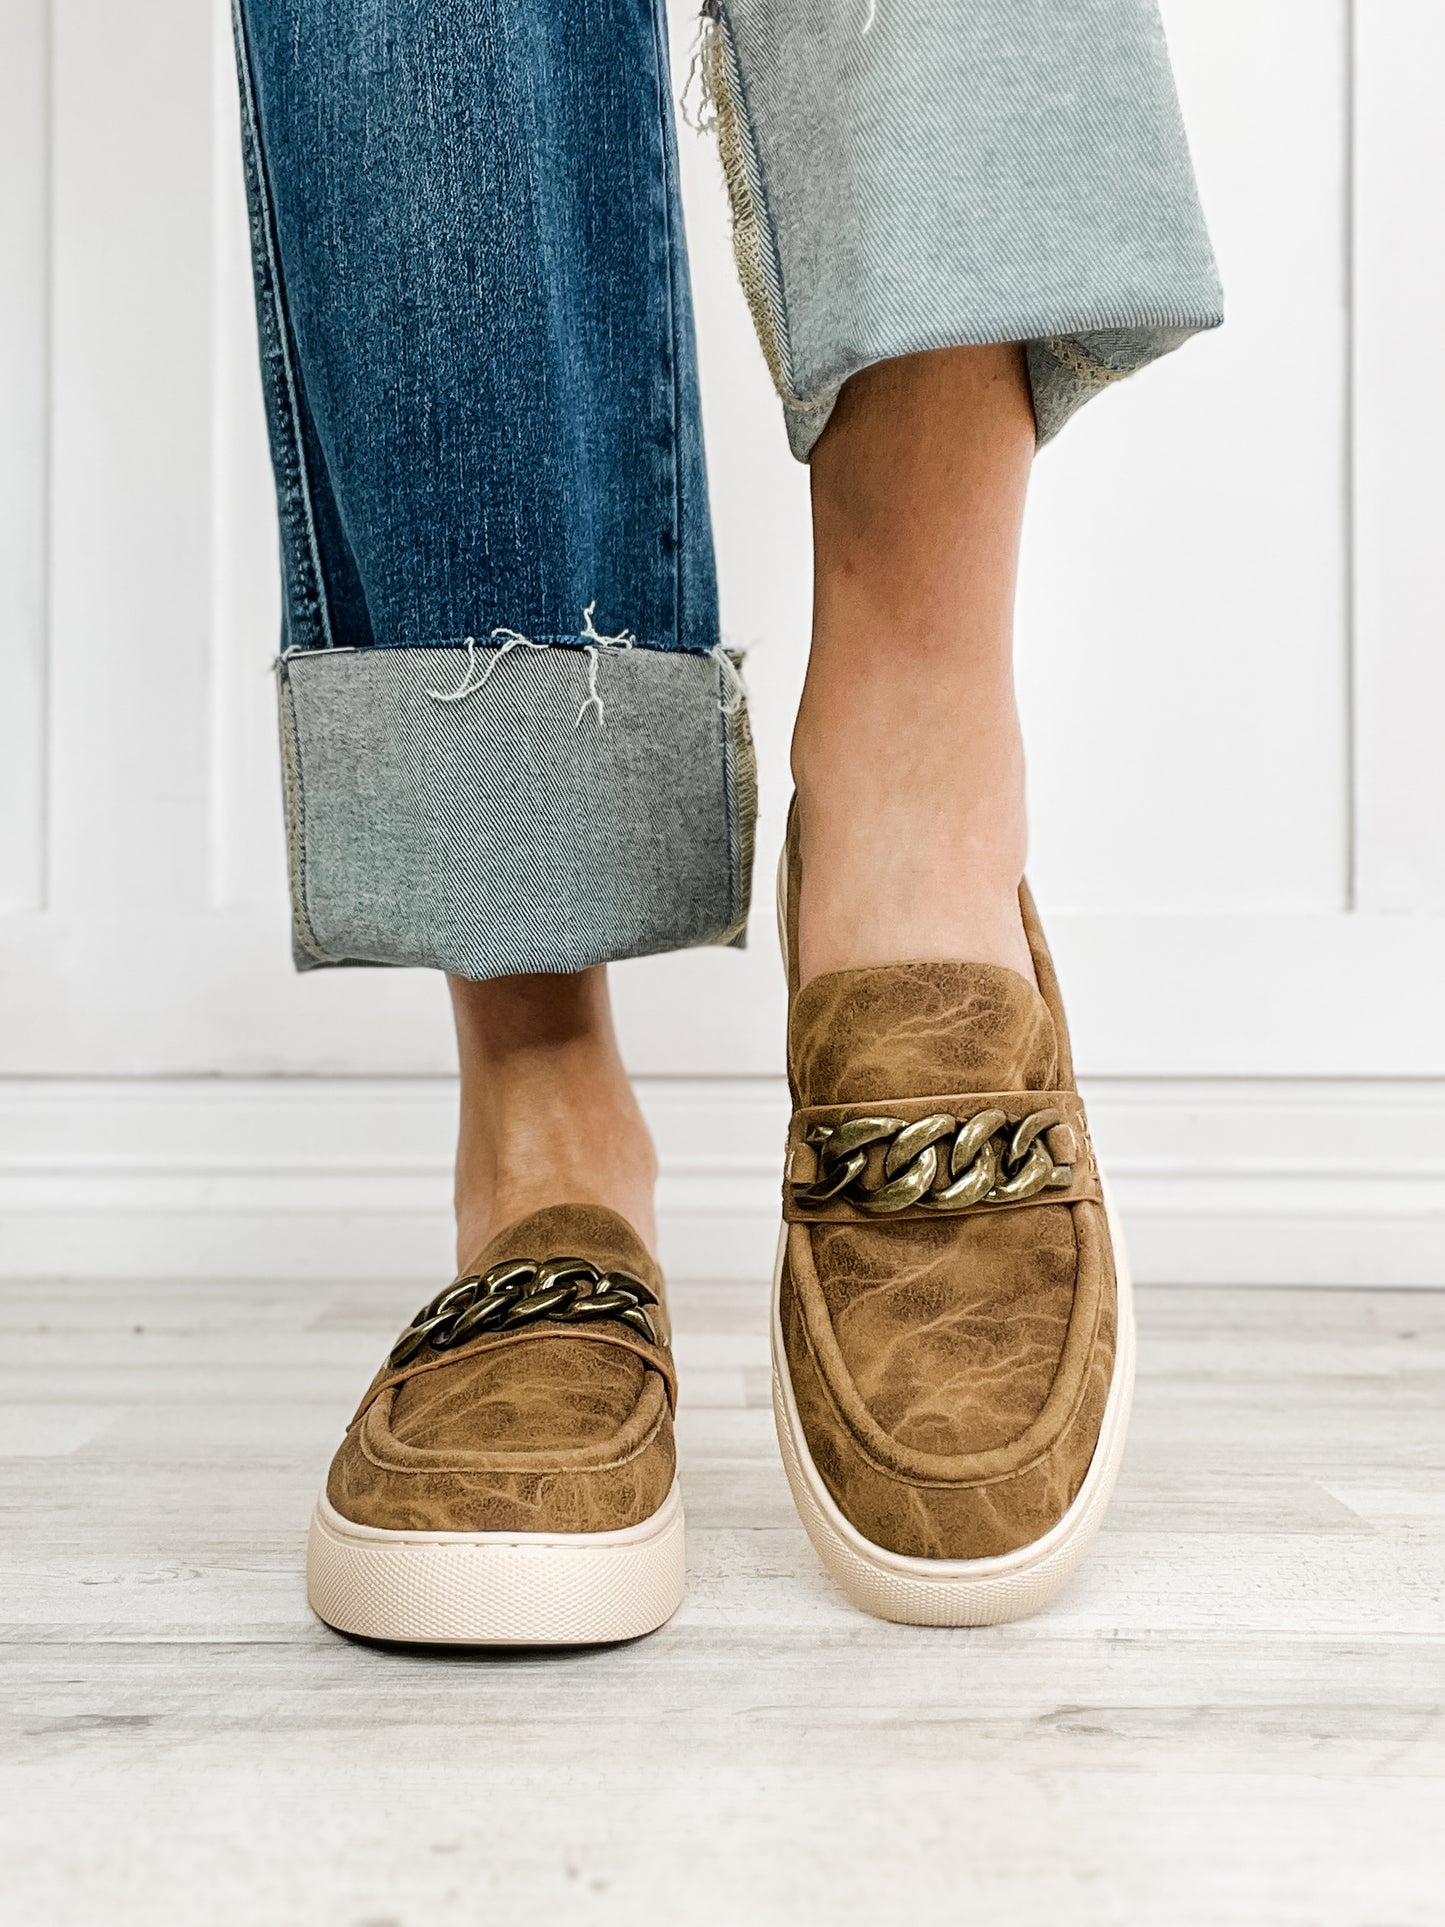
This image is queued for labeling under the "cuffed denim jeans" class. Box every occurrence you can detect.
[231,0,1220,981]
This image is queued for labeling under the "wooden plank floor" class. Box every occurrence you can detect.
[2,1276,1442,1926]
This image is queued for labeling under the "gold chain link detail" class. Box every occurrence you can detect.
[387,1257,662,1369]
[793,1108,1073,1216]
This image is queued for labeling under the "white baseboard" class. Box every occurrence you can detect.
[0,1076,1442,1285]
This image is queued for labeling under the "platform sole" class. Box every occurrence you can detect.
[306,1477,685,1646]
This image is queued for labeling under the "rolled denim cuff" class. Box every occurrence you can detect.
[276,643,756,977]
[702,0,1224,459]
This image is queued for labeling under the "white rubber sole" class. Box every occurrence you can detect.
[771,1188,1136,1627]
[306,1476,686,1645]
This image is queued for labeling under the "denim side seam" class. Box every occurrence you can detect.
[648,0,686,653]
[699,6,828,437]
[230,0,335,653]
[1037,336,1134,389]
[718,650,758,949]
[275,664,335,967]
[1024,324,1202,444]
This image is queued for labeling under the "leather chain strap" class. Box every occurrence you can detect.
[387,1257,662,1369]
[792,1107,1073,1216]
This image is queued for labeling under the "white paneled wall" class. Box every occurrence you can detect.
[0,1,49,918]
[2,0,1443,1281]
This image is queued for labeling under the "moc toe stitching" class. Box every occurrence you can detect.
[782,1247,1117,1560]
[354,1372,671,1477]
[784,1201,1110,1487]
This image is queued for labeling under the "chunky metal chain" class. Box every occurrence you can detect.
[387,1257,662,1369]
[793,1107,1073,1216]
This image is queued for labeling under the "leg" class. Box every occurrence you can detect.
[238,0,708,1644]
[233,0,750,1277]
[705,0,1219,994]
[713,0,1224,1625]
[233,0,749,989]
[449,968,657,1266]
[772,346,1135,1625]
[794,343,1037,986]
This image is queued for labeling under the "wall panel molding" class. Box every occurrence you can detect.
[1,1075,1442,1286]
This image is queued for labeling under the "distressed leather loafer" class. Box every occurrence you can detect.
[306,1204,683,1644]
[772,808,1134,1625]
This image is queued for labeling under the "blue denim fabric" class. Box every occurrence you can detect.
[233,0,718,660]
[701,0,1222,458]
[232,0,1216,983]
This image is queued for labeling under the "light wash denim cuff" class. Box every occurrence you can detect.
[275,643,756,978]
[701,0,1224,458]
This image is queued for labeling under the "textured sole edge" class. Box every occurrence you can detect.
[306,1477,686,1646]
[771,1186,1136,1628]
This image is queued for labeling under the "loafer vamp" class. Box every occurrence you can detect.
[806,1205,1081,1456]
[326,1205,675,1537]
[780,880,1119,1562]
[385,1335,653,1456]
[784,1196,1116,1560]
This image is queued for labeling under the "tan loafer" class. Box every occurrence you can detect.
[772,805,1134,1625]
[306,1204,683,1644]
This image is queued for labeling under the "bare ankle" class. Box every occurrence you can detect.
[795,343,1038,989]
[790,692,1035,987]
[448,969,658,1264]
[791,784,1035,986]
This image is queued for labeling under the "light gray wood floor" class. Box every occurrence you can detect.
[2,1276,1442,1927]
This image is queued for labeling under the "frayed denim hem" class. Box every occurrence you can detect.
[276,643,756,978]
